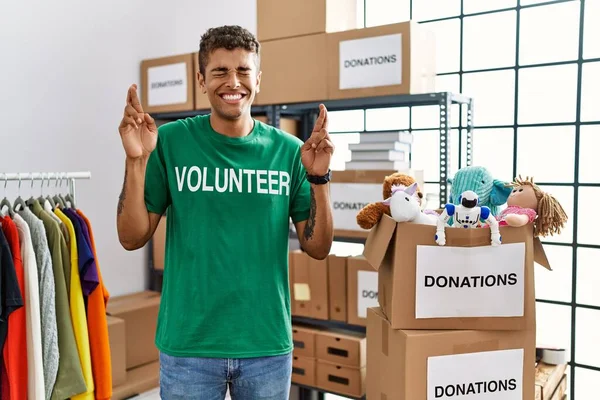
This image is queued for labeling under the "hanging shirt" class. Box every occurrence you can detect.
[59,222,70,256]
[1,216,27,400]
[0,222,23,355]
[54,209,94,400]
[12,213,44,400]
[55,222,71,299]
[43,199,62,225]
[18,207,59,399]
[31,203,87,400]
[63,209,98,297]
[77,210,112,400]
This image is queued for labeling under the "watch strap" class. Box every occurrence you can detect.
[306,169,331,184]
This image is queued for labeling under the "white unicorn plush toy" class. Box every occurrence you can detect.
[381,182,437,225]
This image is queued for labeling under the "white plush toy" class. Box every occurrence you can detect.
[435,190,501,246]
[381,182,437,225]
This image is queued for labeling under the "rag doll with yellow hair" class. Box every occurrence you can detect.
[496,175,568,238]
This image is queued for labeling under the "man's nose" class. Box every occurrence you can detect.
[226,73,240,88]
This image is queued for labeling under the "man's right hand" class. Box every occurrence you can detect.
[119,84,158,159]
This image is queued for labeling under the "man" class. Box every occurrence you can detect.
[116,25,334,399]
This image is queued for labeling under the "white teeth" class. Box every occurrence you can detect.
[223,94,243,101]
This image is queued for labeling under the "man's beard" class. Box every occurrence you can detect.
[215,105,245,120]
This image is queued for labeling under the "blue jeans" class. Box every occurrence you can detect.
[159,351,293,399]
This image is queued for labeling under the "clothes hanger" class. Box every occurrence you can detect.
[43,174,63,224]
[59,173,76,209]
[53,173,67,209]
[27,172,43,208]
[12,174,28,212]
[65,187,76,209]
[0,174,14,217]
[63,174,74,209]
[36,173,47,204]
[44,174,56,209]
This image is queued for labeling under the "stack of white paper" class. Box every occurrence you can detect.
[345,131,413,170]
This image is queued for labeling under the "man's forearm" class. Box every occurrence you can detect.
[117,156,152,250]
[302,183,334,260]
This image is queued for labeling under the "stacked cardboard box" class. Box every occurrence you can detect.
[535,362,568,400]
[140,53,196,114]
[255,0,358,105]
[289,251,378,329]
[362,214,552,399]
[253,115,299,137]
[328,169,425,238]
[256,1,436,105]
[346,131,413,171]
[291,325,367,398]
[106,291,161,399]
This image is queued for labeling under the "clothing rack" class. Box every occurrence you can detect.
[2,171,92,205]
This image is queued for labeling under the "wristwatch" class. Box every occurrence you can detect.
[306,169,332,185]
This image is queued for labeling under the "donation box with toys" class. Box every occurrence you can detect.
[363,213,551,331]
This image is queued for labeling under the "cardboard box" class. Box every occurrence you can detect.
[292,355,316,387]
[327,21,436,100]
[141,53,195,113]
[316,360,366,398]
[112,361,159,400]
[550,375,566,400]
[290,250,329,320]
[346,256,377,327]
[106,291,161,369]
[367,307,536,400]
[107,316,126,387]
[363,214,551,331]
[191,51,212,111]
[256,34,328,105]
[327,255,347,322]
[330,169,425,238]
[292,325,317,357]
[254,115,299,137]
[152,215,166,270]
[257,0,358,41]
[316,329,366,368]
[535,362,567,400]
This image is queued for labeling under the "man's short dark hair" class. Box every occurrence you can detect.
[198,25,260,77]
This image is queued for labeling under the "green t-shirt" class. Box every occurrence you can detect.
[144,114,311,358]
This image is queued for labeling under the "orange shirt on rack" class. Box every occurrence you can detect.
[77,210,112,400]
[2,216,28,400]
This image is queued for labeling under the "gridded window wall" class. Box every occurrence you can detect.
[326,1,600,399]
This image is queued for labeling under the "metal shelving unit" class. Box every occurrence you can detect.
[270,92,473,400]
[149,91,474,400]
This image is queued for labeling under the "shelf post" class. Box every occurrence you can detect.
[439,92,451,206]
[466,98,474,167]
[301,110,319,142]
[266,105,281,129]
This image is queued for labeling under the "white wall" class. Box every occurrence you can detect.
[0,0,256,297]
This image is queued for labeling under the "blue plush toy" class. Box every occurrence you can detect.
[446,166,512,216]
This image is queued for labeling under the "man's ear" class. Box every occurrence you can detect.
[197,71,207,94]
[256,70,262,94]
[490,179,512,205]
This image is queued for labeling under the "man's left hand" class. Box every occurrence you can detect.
[301,104,335,176]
